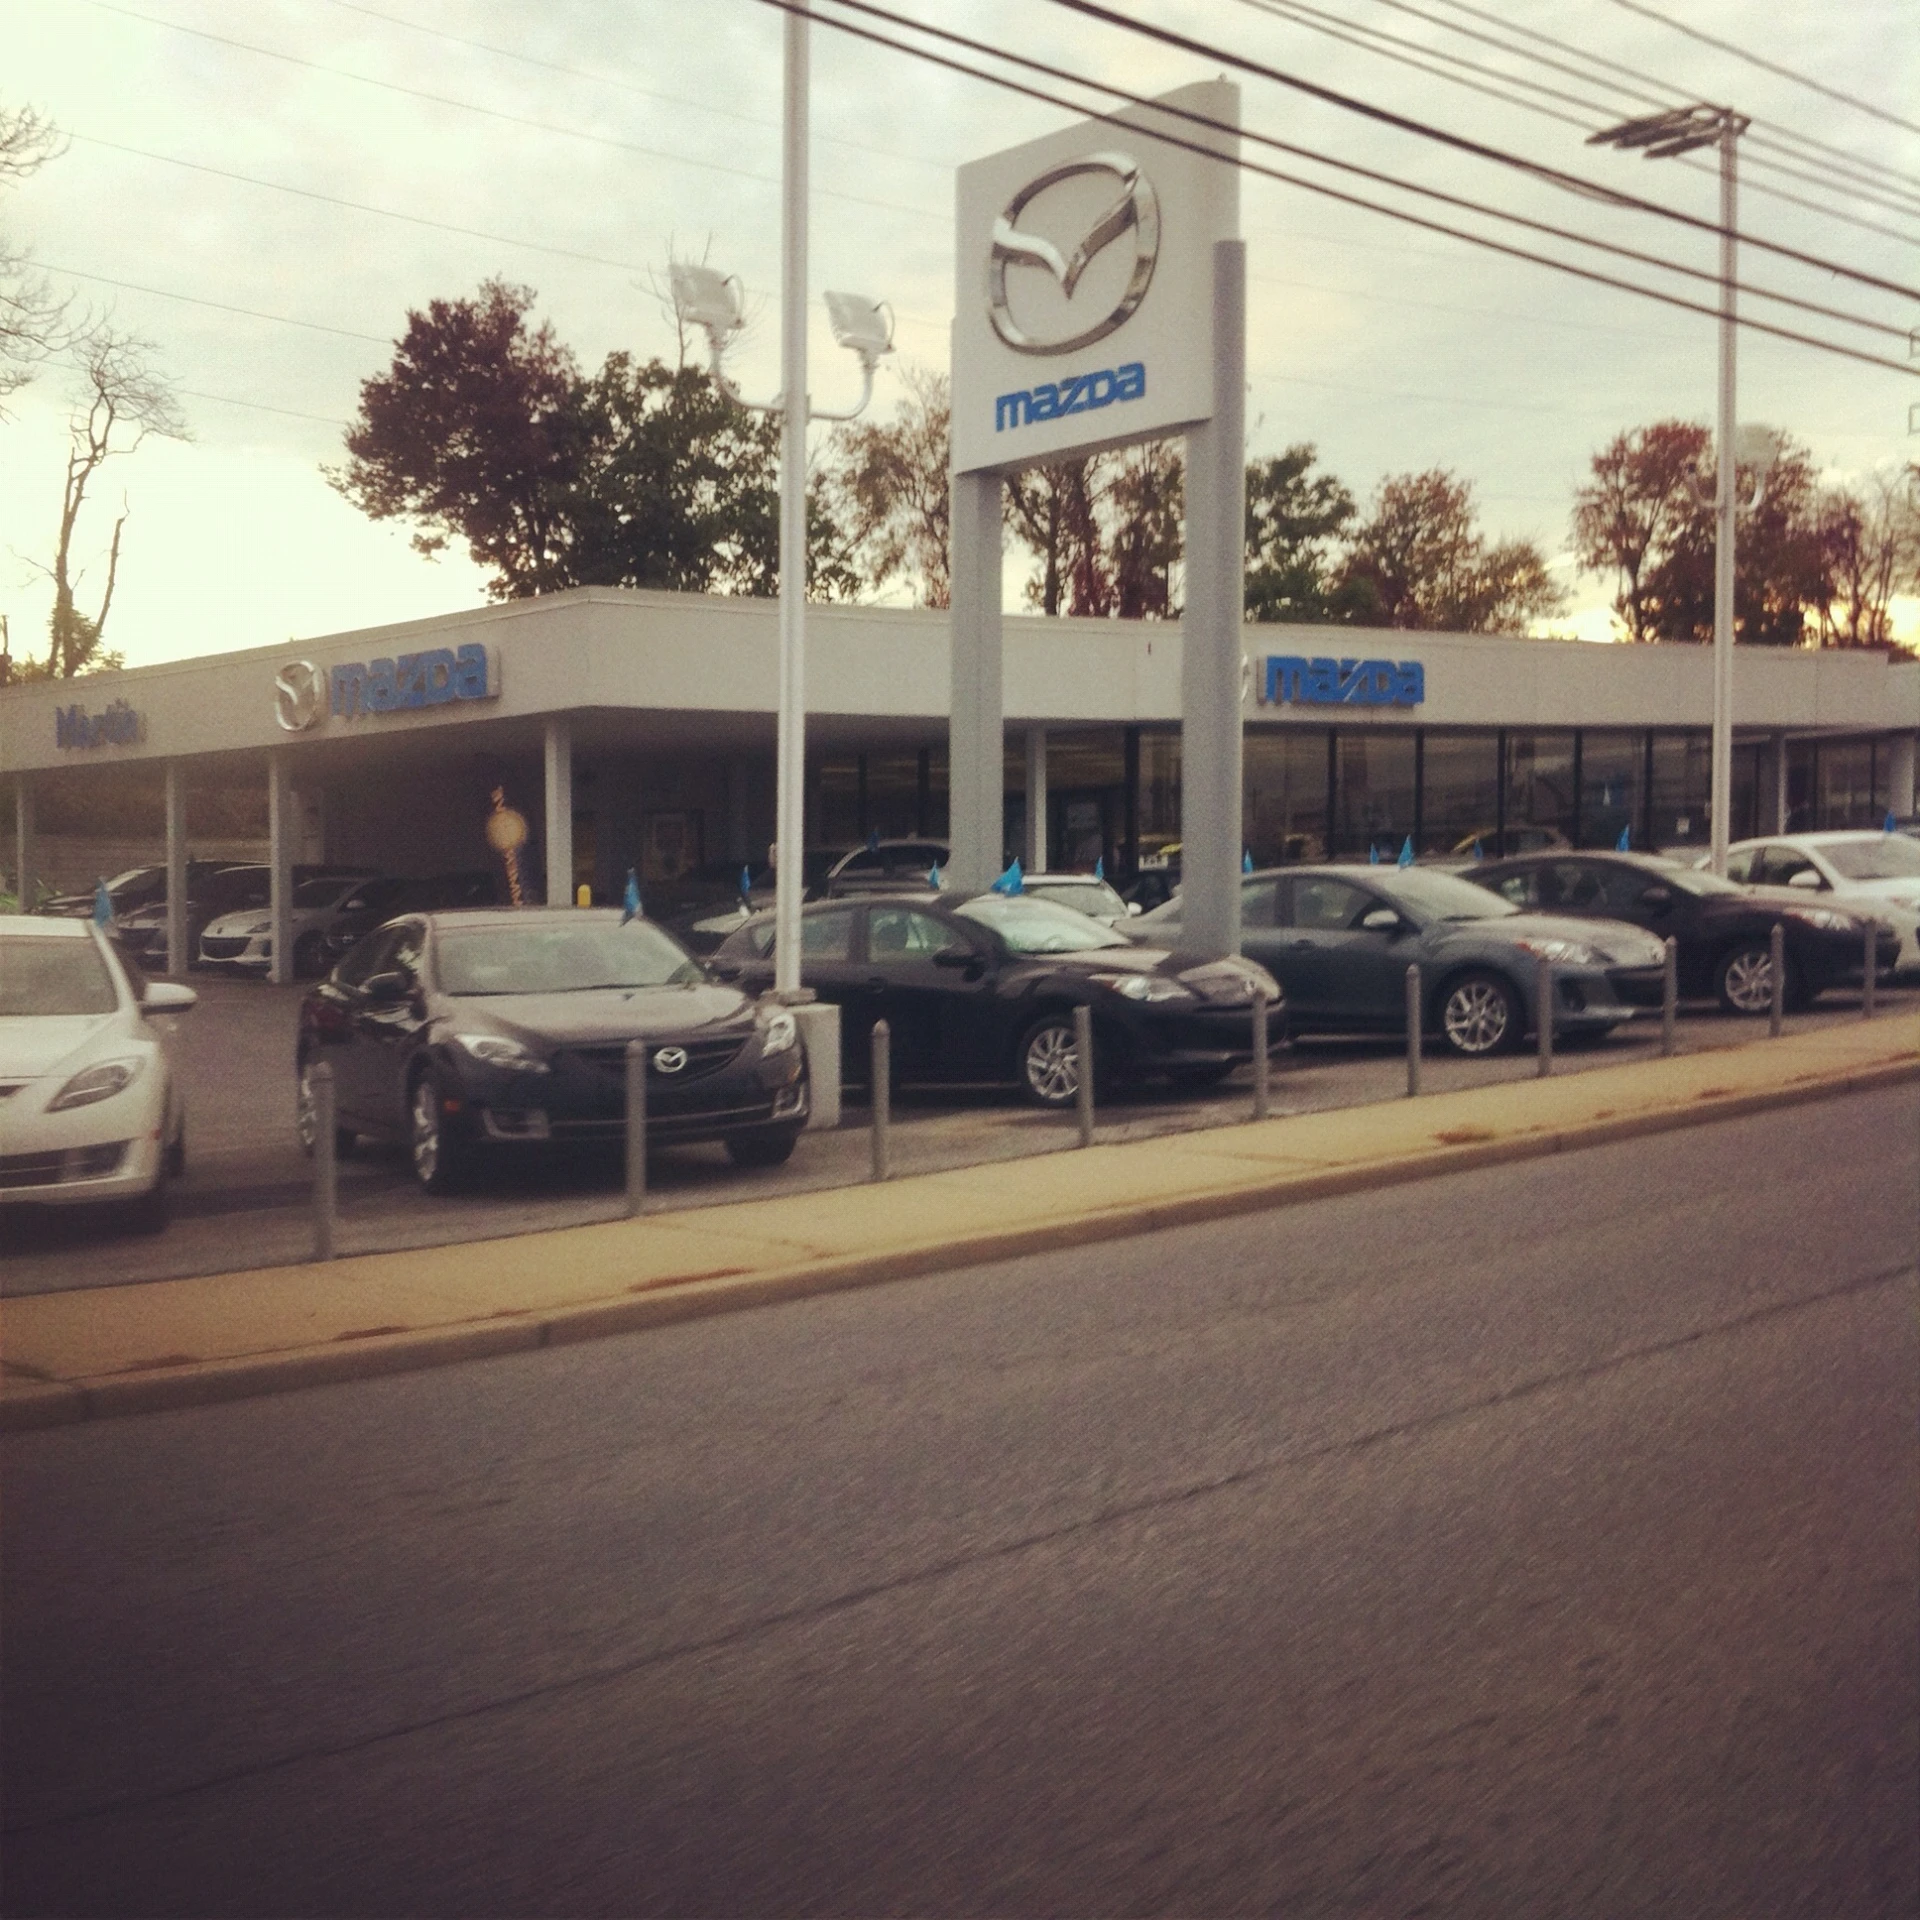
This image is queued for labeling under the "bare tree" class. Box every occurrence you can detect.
[41,328,188,677]
[818,364,951,606]
[1812,467,1920,650]
[1,103,75,413]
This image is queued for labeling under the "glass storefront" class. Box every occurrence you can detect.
[1244,728,1330,864]
[1420,731,1501,858]
[1505,731,1576,852]
[1648,733,1711,849]
[1578,731,1641,851]
[1331,732,1416,861]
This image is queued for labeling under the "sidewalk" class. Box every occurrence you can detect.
[5,1013,1916,1432]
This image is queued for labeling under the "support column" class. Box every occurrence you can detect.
[1023,728,1048,872]
[947,468,1004,894]
[1178,239,1248,960]
[1763,734,1790,834]
[544,717,573,907]
[12,779,33,913]
[164,762,188,977]
[1889,734,1916,822]
[268,752,295,985]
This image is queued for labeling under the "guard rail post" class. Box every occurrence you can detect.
[1769,922,1785,1038]
[870,1018,892,1182]
[1536,956,1554,1078]
[309,1061,336,1262]
[1073,1003,1095,1148]
[1661,937,1678,1057]
[1863,924,1878,1020]
[625,1038,648,1215]
[1405,963,1422,1098]
[1251,994,1270,1121]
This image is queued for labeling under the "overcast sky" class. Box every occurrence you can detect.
[1,0,1914,672]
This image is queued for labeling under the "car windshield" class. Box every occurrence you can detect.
[956,895,1131,952]
[1822,837,1920,880]
[1029,880,1126,917]
[1375,868,1519,921]
[0,934,119,1015]
[436,920,704,994]
[208,872,270,908]
[293,876,359,908]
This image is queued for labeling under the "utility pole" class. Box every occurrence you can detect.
[1590,104,1749,875]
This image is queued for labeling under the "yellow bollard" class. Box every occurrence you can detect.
[576,883,592,908]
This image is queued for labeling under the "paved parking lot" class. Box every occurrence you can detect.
[4,969,1910,1298]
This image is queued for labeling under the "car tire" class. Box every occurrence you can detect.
[1016,1011,1085,1108]
[295,1056,356,1159]
[725,1126,799,1169]
[1714,939,1796,1016]
[293,931,327,978]
[1437,970,1523,1056]
[408,1068,471,1194]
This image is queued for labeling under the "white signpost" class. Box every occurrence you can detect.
[948,81,1246,957]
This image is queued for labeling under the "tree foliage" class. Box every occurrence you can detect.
[818,365,951,607]
[1244,444,1356,624]
[1004,441,1184,619]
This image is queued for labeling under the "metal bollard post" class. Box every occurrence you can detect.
[1863,924,1878,1020]
[310,1061,336,1261]
[1251,994,1270,1121]
[625,1037,648,1215]
[870,1019,891,1181]
[1073,1003,1095,1148]
[1661,937,1678,1057]
[1769,922,1785,1037]
[1536,955,1554,1078]
[1405,963,1423,1098]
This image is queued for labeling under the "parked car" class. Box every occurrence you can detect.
[42,864,181,921]
[1017,871,1140,930]
[711,890,1280,1107]
[1139,864,1668,1055]
[0,914,195,1230]
[321,871,501,962]
[1466,849,1886,1014]
[200,872,380,977]
[1723,832,1920,974]
[295,908,809,1190]
[821,840,952,897]
[116,863,269,968]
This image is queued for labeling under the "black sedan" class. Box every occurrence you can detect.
[710,891,1280,1107]
[295,909,809,1191]
[1140,864,1671,1055]
[1467,850,1884,1014]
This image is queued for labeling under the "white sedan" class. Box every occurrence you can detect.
[0,916,195,1230]
[199,873,364,977]
[1725,831,1920,974]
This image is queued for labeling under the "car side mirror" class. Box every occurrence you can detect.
[933,946,977,969]
[142,981,198,1013]
[1638,885,1673,907]
[364,969,410,1002]
[1787,869,1822,890]
[1360,908,1403,933]
[1126,901,1143,916]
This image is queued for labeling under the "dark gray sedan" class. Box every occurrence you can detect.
[1138,865,1669,1055]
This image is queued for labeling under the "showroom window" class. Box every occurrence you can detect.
[1244,726,1331,864]
[1418,731,1500,858]
[1332,732,1416,860]
[1504,731,1576,853]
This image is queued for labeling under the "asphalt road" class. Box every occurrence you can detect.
[3,1085,1914,1917]
[4,971,1911,1295]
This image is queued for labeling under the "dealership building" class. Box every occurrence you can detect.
[5,586,1916,979]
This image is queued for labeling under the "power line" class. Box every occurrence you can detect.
[41,264,392,344]
[1604,0,1920,136]
[797,0,1917,364]
[1038,0,1919,300]
[176,388,343,424]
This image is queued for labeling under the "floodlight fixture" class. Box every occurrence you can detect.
[824,290,895,371]
[670,263,745,351]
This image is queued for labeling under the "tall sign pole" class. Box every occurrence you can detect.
[1709,117,1738,878]
[775,10,809,992]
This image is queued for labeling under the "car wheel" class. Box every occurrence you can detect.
[725,1126,799,1169]
[1017,1012,1084,1108]
[409,1070,471,1193]
[1714,940,1793,1016]
[295,1057,356,1159]
[1438,971,1522,1056]
[293,931,327,978]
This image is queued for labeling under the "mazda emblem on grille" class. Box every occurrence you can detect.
[651,1046,689,1074]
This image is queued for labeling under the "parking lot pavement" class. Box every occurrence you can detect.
[4,971,1914,1299]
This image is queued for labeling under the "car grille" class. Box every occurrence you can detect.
[560,1037,748,1083]
[200,936,251,959]
[0,1142,129,1189]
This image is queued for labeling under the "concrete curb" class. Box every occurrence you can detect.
[4,1048,1916,1434]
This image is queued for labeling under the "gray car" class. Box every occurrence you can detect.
[1139,864,1669,1055]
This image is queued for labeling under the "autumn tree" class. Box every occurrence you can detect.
[1333,468,1561,632]
[818,364,951,607]
[1808,467,1918,651]
[1570,422,1707,643]
[1244,444,1356,624]
[1003,441,1184,618]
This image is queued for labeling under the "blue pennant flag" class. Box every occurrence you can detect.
[739,865,753,898]
[1616,823,1631,851]
[1398,835,1415,868]
[92,878,114,927]
[1243,849,1254,873]
[1093,856,1104,881]
[990,858,1024,895]
[1887,811,1900,834]
[1368,844,1380,865]
[928,862,945,891]
[621,868,642,925]
[866,828,881,852]
[1472,839,1484,862]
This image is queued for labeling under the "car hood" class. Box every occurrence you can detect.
[1822,877,1920,909]
[1463,912,1667,965]
[448,982,754,1045]
[0,1012,125,1079]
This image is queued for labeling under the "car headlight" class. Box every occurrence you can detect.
[1514,937,1599,967]
[246,920,272,936]
[757,1008,798,1054]
[452,1033,549,1073]
[1783,907,1851,932]
[48,1057,147,1111]
[1091,972,1194,1002]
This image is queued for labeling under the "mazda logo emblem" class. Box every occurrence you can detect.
[988,152,1160,357]
[274,660,323,732]
[651,1046,689,1075]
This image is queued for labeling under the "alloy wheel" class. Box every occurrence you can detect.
[1442,978,1513,1055]
[1721,947,1773,1014]
[1023,1023,1080,1105]
[411,1077,441,1185]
